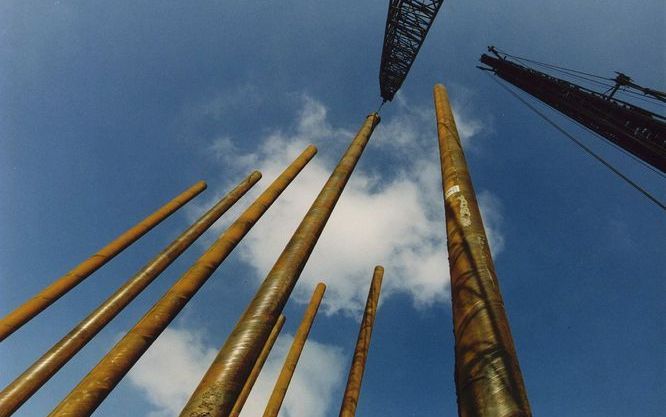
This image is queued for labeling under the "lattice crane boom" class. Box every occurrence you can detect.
[379,0,445,102]
[480,49,666,172]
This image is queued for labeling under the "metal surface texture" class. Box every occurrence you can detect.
[0,181,207,341]
[434,84,531,417]
[0,172,261,417]
[379,0,444,101]
[479,52,666,172]
[338,266,383,417]
[263,283,326,417]
[229,315,285,417]
[180,113,380,417]
[48,145,317,417]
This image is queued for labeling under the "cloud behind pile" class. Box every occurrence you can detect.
[239,334,345,417]
[196,94,503,316]
[127,328,217,417]
[128,327,344,417]
[131,94,504,417]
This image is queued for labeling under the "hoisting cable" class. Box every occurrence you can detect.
[498,52,618,92]
[494,47,666,106]
[617,88,666,108]
[553,104,666,179]
[521,61,615,90]
[485,72,666,211]
[376,99,387,114]
[493,47,613,81]
[561,112,666,179]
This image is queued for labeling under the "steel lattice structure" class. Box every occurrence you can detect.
[480,53,666,172]
[379,0,445,101]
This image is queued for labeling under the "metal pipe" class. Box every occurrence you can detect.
[229,314,285,417]
[338,266,383,417]
[0,181,207,341]
[48,145,317,417]
[434,83,531,417]
[180,113,380,417]
[262,283,326,417]
[0,172,261,417]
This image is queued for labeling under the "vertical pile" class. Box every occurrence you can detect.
[180,113,380,417]
[338,266,384,417]
[48,145,317,417]
[263,283,326,417]
[0,173,260,417]
[434,83,531,417]
[0,181,207,341]
[229,315,286,417]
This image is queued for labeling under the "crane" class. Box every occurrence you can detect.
[479,47,666,173]
[379,0,445,102]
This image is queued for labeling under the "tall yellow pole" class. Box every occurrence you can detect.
[180,113,380,417]
[0,181,206,341]
[0,172,261,417]
[48,145,317,417]
[434,83,531,417]
[228,314,285,417]
[262,283,326,417]
[338,266,383,417]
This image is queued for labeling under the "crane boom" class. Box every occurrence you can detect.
[379,0,444,102]
[480,51,666,172]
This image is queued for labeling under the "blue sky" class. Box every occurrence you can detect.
[1,1,664,416]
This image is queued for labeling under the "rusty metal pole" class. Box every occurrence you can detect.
[0,172,261,417]
[262,283,325,417]
[48,145,317,417]
[434,83,531,417]
[338,266,383,417]
[228,314,285,417]
[180,113,380,417]
[0,181,206,341]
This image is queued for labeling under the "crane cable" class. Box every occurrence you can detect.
[554,106,666,179]
[494,47,666,106]
[504,54,666,115]
[486,73,666,211]
[617,87,666,108]
[493,47,613,81]
[376,99,387,114]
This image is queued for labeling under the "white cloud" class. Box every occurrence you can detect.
[196,84,264,121]
[127,328,217,417]
[194,93,504,316]
[376,88,489,152]
[239,335,345,417]
[127,327,345,417]
[131,93,504,417]
[477,190,505,255]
